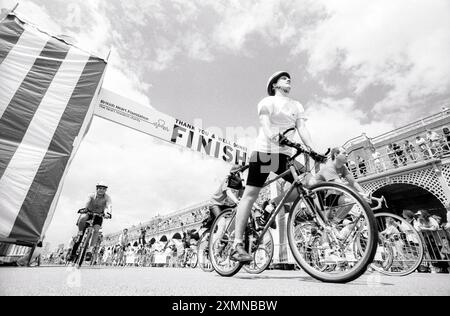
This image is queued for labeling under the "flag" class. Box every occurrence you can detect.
[0,13,107,243]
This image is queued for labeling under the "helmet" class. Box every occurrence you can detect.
[266,71,290,96]
[96,181,108,188]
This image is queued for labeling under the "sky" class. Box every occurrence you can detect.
[1,0,450,249]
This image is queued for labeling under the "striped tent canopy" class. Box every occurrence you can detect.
[0,13,107,244]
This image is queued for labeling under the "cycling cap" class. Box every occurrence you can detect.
[96,181,108,188]
[267,71,290,96]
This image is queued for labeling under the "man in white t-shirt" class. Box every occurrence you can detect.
[230,71,318,262]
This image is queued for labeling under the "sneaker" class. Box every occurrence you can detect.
[230,243,253,263]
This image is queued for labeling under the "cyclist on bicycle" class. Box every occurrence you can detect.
[309,147,371,249]
[71,181,112,261]
[182,229,200,266]
[310,147,369,198]
[231,71,321,262]
[203,164,245,230]
[71,181,112,259]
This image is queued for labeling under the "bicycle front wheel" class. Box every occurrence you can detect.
[76,231,91,269]
[371,212,424,276]
[287,182,378,283]
[209,209,243,277]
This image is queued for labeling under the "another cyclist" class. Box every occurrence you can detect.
[182,229,200,266]
[231,71,319,263]
[309,147,371,250]
[70,181,112,261]
[310,147,369,197]
[204,164,245,230]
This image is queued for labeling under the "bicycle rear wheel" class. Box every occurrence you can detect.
[371,212,424,276]
[243,230,274,274]
[198,232,214,272]
[287,182,378,283]
[209,209,243,277]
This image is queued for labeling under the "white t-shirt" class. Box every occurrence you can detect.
[427,132,440,142]
[372,151,381,162]
[255,96,307,155]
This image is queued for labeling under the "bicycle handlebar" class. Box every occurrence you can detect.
[78,208,111,219]
[368,195,386,211]
[232,164,249,174]
[280,127,329,163]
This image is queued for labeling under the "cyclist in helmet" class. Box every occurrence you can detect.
[70,181,112,261]
[231,71,319,263]
[204,164,245,229]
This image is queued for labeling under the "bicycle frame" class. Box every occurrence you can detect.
[251,162,367,255]
[75,212,105,266]
[221,160,315,253]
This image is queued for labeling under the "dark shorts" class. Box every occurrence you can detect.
[246,152,305,188]
[87,213,104,226]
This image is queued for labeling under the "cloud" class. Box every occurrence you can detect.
[211,1,283,52]
[182,33,213,62]
[305,98,394,152]
[294,0,450,122]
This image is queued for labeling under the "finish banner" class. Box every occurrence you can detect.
[95,89,248,165]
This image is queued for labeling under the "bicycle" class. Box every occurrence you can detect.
[72,209,110,268]
[208,128,378,283]
[181,246,198,268]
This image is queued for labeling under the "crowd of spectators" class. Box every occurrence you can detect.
[347,127,450,178]
[402,208,450,274]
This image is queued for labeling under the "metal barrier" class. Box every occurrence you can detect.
[420,229,450,264]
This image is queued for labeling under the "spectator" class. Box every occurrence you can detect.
[442,127,450,153]
[402,210,416,226]
[370,147,385,173]
[347,159,358,178]
[404,140,417,162]
[426,129,441,157]
[441,238,450,259]
[446,209,450,231]
[393,143,407,166]
[400,209,421,250]
[387,143,398,168]
[357,156,367,176]
[416,135,431,160]
[414,210,439,231]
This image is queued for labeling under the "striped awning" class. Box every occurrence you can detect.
[0,13,107,243]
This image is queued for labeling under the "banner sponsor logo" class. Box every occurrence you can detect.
[95,89,248,165]
[96,89,175,141]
